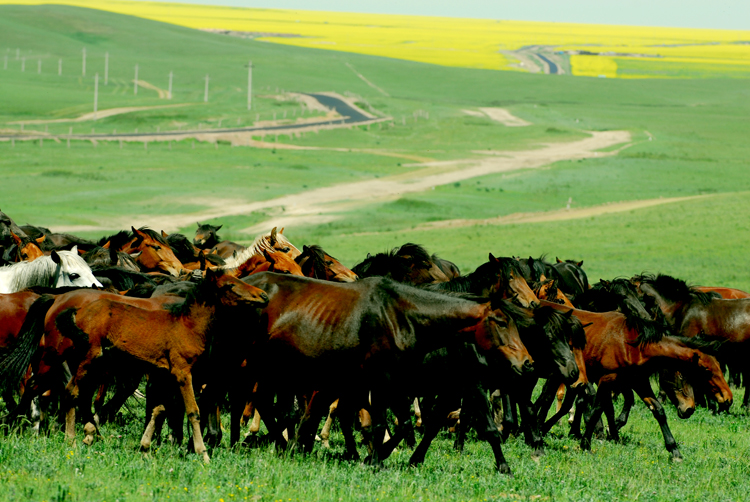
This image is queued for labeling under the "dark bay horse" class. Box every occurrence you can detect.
[352,243,450,285]
[423,254,539,308]
[243,272,533,473]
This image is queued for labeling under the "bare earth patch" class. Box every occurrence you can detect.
[8,103,195,125]
[479,108,531,127]
[412,194,720,231]
[54,130,631,234]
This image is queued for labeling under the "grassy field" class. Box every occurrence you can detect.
[2,5,750,501]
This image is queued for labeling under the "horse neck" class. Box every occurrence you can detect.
[180,301,217,340]
[639,336,701,366]
[405,294,487,333]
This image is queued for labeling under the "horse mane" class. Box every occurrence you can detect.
[4,251,85,291]
[164,277,213,317]
[133,227,168,246]
[393,243,433,266]
[298,245,328,279]
[166,233,198,262]
[97,230,131,248]
[532,306,587,349]
[425,256,522,295]
[222,230,299,269]
[644,274,716,306]
[490,297,534,331]
[91,266,157,291]
[669,334,726,358]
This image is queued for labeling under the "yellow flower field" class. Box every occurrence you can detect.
[4,0,750,78]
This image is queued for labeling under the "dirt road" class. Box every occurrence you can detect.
[55,130,631,234]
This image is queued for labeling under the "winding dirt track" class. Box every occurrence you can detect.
[56,130,632,234]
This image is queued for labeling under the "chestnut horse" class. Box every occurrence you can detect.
[243,272,533,473]
[221,227,302,269]
[639,274,750,410]
[8,232,45,262]
[295,245,358,283]
[45,270,268,462]
[540,301,732,461]
[107,227,183,276]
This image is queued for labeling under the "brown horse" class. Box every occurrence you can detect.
[9,232,45,262]
[221,227,302,270]
[696,286,750,299]
[540,301,732,460]
[352,243,450,285]
[107,227,183,276]
[295,245,358,282]
[243,272,533,473]
[424,254,540,308]
[639,274,750,409]
[42,270,268,461]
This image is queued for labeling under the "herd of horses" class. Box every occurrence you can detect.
[0,209,748,475]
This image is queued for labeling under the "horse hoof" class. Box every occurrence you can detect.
[497,463,512,476]
[670,450,683,462]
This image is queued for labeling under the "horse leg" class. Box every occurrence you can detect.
[177,373,210,464]
[140,405,166,453]
[542,385,578,435]
[319,398,339,449]
[631,378,682,461]
[515,381,544,456]
[532,379,558,424]
[376,396,413,461]
[409,394,454,467]
[462,383,512,475]
[413,397,423,429]
[97,374,142,425]
[614,387,635,432]
[335,399,360,460]
[489,390,503,431]
[580,382,609,451]
[364,389,389,467]
[742,368,750,412]
[499,392,518,442]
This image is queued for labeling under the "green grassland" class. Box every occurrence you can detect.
[3,4,750,501]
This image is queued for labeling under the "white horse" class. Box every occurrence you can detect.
[0,246,102,293]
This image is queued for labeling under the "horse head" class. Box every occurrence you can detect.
[659,369,695,419]
[205,268,269,308]
[11,232,45,262]
[489,253,539,308]
[471,300,534,376]
[263,249,304,276]
[297,245,357,282]
[194,222,222,250]
[50,248,103,289]
[129,226,183,277]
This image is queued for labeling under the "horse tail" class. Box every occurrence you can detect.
[0,294,56,394]
[54,308,89,348]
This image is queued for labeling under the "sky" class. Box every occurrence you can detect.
[140,0,750,31]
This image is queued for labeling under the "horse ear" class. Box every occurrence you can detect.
[10,232,22,246]
[563,309,574,318]
[262,248,273,261]
[161,230,169,238]
[215,225,222,231]
[577,260,584,267]
[280,227,285,234]
[303,245,310,253]
[556,257,563,263]
[102,240,111,249]
[488,253,498,263]
[196,222,201,228]
[366,253,372,259]
[110,247,119,265]
[51,250,61,264]
[71,245,79,255]
[35,234,46,244]
[270,227,278,244]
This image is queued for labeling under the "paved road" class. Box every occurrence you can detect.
[0,93,385,140]
[536,54,560,74]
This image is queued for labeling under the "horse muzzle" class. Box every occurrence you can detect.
[677,405,695,420]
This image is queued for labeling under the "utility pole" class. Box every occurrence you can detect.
[82,47,86,76]
[104,52,108,85]
[204,74,209,103]
[247,61,253,111]
[134,64,138,95]
[58,58,62,75]
[21,56,25,72]
[93,73,99,120]
[168,70,173,100]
